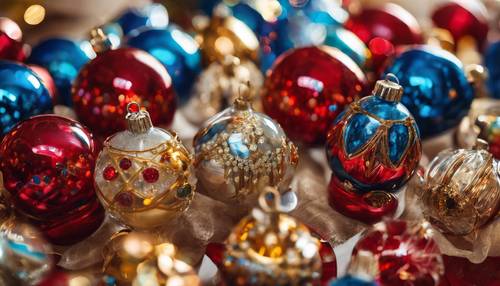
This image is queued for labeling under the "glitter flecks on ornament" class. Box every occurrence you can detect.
[193,84,297,205]
[95,102,195,229]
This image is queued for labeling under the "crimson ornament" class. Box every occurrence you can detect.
[72,48,176,138]
[262,46,367,145]
[0,115,104,245]
[0,19,25,62]
[352,219,444,286]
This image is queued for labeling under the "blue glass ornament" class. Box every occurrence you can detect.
[329,275,376,286]
[385,46,473,138]
[116,3,168,35]
[0,61,53,136]
[127,26,201,102]
[326,75,421,193]
[325,27,368,67]
[485,41,500,99]
[28,38,92,106]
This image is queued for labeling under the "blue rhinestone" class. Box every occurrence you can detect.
[388,124,409,164]
[32,176,41,185]
[228,133,250,159]
[177,184,192,198]
[344,114,380,155]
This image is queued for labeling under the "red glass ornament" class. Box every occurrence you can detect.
[142,167,159,183]
[0,17,22,41]
[72,48,176,138]
[262,46,367,145]
[29,64,57,102]
[432,0,489,48]
[345,3,423,47]
[0,31,25,61]
[353,219,444,286]
[0,115,104,245]
[328,174,398,224]
[439,255,500,286]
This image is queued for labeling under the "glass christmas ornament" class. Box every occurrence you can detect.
[197,4,259,66]
[116,3,169,35]
[385,45,474,138]
[127,26,201,102]
[352,219,444,286]
[262,46,367,145]
[193,84,297,205]
[345,3,423,47]
[0,219,52,285]
[431,0,489,49]
[0,115,104,245]
[0,31,25,62]
[28,38,92,106]
[485,41,500,99]
[325,27,369,68]
[420,140,500,235]
[72,47,176,138]
[0,17,22,41]
[94,102,195,229]
[183,55,263,125]
[221,188,322,285]
[326,74,421,193]
[0,61,53,137]
[28,64,57,102]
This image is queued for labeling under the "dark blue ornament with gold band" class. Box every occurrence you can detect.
[127,26,201,103]
[485,41,500,99]
[326,74,421,193]
[385,45,473,138]
[0,61,53,136]
[28,38,92,106]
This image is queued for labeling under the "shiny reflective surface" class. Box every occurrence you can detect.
[72,48,176,138]
[116,3,169,35]
[326,93,421,193]
[262,46,367,145]
[353,220,444,286]
[432,0,489,48]
[0,115,104,245]
[193,102,297,205]
[0,31,25,61]
[0,219,52,285]
[28,38,92,106]
[0,17,22,41]
[0,61,53,136]
[127,26,201,102]
[421,146,500,235]
[485,41,500,98]
[385,46,473,138]
[325,27,368,67]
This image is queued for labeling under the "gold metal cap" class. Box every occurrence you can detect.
[473,138,489,151]
[373,73,404,102]
[125,102,153,134]
[234,81,252,110]
[89,26,113,54]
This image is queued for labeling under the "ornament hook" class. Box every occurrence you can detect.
[125,101,153,133]
[259,187,284,213]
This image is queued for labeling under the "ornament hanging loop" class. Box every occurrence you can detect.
[125,101,153,134]
[373,73,404,102]
[259,187,284,213]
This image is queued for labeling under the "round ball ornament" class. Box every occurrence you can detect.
[28,64,57,101]
[72,47,176,138]
[94,102,195,229]
[28,38,92,106]
[385,46,474,138]
[326,75,421,194]
[352,219,444,286]
[485,41,500,99]
[0,219,52,285]
[262,46,367,145]
[0,61,53,137]
[193,86,297,205]
[0,28,25,62]
[221,188,322,285]
[127,26,201,102]
[0,115,104,245]
[183,56,263,125]
[116,3,169,35]
[421,140,500,235]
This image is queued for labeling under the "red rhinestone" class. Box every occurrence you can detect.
[142,167,159,183]
[103,166,117,181]
[119,158,132,170]
[116,192,133,207]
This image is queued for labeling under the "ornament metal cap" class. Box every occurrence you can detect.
[89,26,113,54]
[234,81,252,110]
[125,102,153,134]
[373,73,404,102]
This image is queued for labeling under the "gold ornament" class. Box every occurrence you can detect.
[193,84,298,205]
[420,140,500,235]
[102,231,200,286]
[196,4,259,66]
[183,55,264,125]
[94,102,195,229]
[221,187,322,285]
